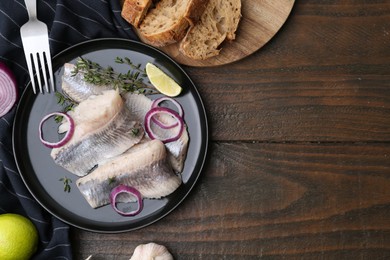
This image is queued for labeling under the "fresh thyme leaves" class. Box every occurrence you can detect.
[108,176,116,185]
[115,57,146,76]
[55,92,76,110]
[71,57,157,94]
[131,127,140,137]
[54,92,76,123]
[59,177,72,193]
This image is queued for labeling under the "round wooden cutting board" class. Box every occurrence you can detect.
[156,0,295,67]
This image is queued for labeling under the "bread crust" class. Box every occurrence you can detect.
[121,0,153,27]
[138,0,209,47]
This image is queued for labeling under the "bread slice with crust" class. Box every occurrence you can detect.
[138,0,209,47]
[179,0,241,60]
[121,0,153,27]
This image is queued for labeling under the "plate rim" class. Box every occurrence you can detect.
[12,38,209,233]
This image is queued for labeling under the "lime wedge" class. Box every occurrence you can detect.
[146,63,182,97]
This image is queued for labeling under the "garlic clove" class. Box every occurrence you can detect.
[130,242,173,260]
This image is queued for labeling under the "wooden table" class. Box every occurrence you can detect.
[71,1,390,259]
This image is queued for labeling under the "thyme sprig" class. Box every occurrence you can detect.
[115,57,144,72]
[108,176,116,185]
[71,57,157,94]
[59,177,72,193]
[54,92,76,123]
[131,127,140,137]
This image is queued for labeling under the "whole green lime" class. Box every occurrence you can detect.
[0,213,39,260]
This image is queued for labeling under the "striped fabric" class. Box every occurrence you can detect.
[0,0,137,259]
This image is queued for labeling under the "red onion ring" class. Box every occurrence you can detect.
[0,62,18,117]
[109,185,143,216]
[39,112,74,148]
[144,107,184,143]
[151,96,184,117]
[151,97,184,129]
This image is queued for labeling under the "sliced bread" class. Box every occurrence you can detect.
[121,0,153,27]
[138,0,209,47]
[179,0,241,60]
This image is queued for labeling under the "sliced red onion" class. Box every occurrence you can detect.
[109,185,143,216]
[39,112,74,148]
[144,107,184,143]
[151,97,183,129]
[0,62,18,117]
[151,96,184,117]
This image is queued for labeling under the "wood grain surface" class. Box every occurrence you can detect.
[71,1,390,259]
[159,0,296,67]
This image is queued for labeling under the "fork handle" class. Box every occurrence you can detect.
[24,0,37,19]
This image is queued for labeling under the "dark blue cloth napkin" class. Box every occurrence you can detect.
[0,0,137,259]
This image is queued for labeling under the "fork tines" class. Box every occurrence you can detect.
[20,0,55,94]
[24,48,55,94]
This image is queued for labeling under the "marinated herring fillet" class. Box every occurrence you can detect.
[51,90,144,176]
[57,69,189,173]
[124,92,189,173]
[61,63,112,103]
[58,89,122,134]
[76,139,182,208]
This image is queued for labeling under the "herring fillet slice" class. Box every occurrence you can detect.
[62,63,111,103]
[51,90,144,176]
[123,92,189,173]
[59,89,123,135]
[51,109,144,176]
[76,139,182,209]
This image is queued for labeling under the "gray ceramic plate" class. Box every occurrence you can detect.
[13,38,208,233]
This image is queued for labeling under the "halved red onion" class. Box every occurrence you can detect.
[109,185,143,216]
[0,62,18,117]
[144,107,184,143]
[39,112,74,148]
[151,97,184,129]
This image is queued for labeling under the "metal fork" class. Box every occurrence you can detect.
[20,0,54,94]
